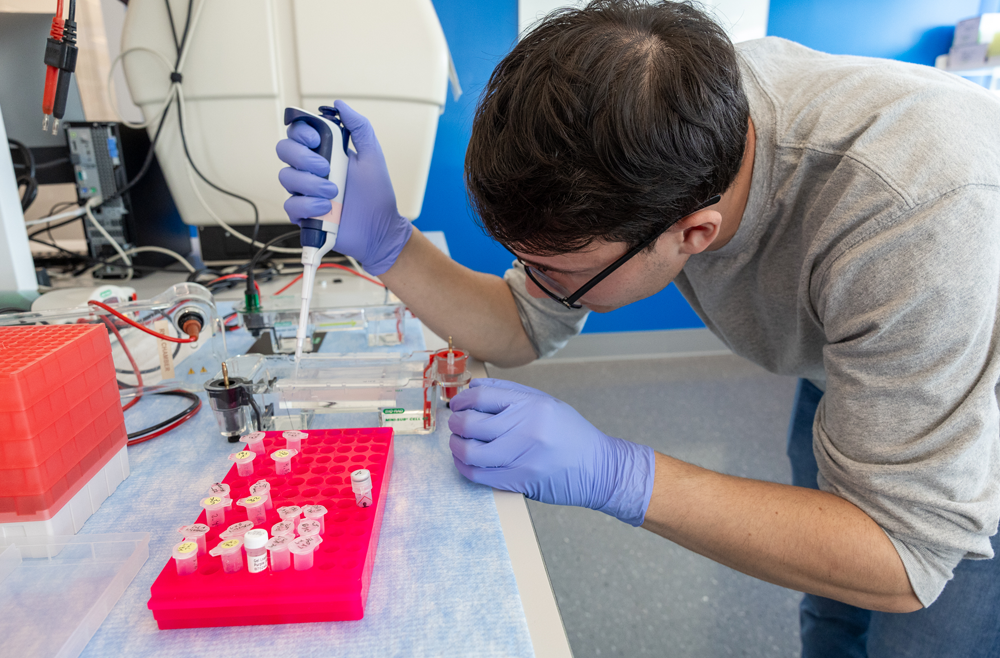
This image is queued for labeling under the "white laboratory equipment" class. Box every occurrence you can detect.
[118,0,460,233]
[0,100,40,297]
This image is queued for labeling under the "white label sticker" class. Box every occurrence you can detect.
[379,408,425,433]
[248,552,268,574]
[154,320,176,379]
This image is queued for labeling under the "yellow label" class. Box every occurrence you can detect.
[221,539,240,549]
[177,542,197,554]
[204,496,222,506]
[274,449,290,458]
[244,496,262,504]
[235,451,252,460]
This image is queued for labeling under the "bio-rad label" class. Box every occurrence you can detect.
[379,408,425,432]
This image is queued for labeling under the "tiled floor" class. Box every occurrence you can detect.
[488,353,804,657]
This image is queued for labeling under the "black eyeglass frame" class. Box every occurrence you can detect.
[509,194,723,309]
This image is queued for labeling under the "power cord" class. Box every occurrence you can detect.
[243,230,301,311]
[8,139,38,211]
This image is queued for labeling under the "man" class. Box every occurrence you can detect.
[276,1,1000,655]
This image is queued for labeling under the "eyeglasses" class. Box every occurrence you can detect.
[508,194,722,309]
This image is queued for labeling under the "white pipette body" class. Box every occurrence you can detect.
[284,106,351,364]
[295,224,339,362]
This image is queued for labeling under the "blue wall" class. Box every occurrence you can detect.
[767,0,981,65]
[418,0,519,293]
[420,0,983,334]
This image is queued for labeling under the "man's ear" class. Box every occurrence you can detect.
[670,209,722,255]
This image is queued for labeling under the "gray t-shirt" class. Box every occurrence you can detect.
[504,37,1000,606]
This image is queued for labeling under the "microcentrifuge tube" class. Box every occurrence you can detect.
[200,496,232,528]
[244,528,269,574]
[242,431,267,456]
[270,448,298,476]
[238,495,268,526]
[172,541,199,576]
[249,479,273,510]
[209,538,244,573]
[228,450,256,477]
[288,535,323,571]
[297,519,321,538]
[208,482,231,498]
[265,535,292,572]
[220,520,255,541]
[351,469,373,508]
[283,430,308,452]
[271,520,295,539]
[302,504,328,534]
[277,505,303,531]
[178,523,211,555]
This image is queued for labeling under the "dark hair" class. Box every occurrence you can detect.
[465,0,749,255]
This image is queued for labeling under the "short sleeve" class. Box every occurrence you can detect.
[504,261,590,358]
[813,187,1000,606]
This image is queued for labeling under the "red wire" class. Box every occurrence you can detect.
[42,2,66,116]
[209,274,261,295]
[272,264,385,296]
[99,316,143,411]
[88,300,198,343]
[126,399,202,446]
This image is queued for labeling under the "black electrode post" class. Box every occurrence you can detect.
[204,362,255,443]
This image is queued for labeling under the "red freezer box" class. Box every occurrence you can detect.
[0,325,126,521]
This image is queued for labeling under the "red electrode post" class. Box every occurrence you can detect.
[433,336,468,400]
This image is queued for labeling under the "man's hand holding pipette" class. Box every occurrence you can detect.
[276,101,413,277]
[276,103,540,368]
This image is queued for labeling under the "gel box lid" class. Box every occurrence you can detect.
[0,533,150,658]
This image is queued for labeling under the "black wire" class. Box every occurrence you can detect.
[34,201,80,243]
[245,230,300,298]
[68,0,76,21]
[175,105,261,258]
[249,231,301,270]
[28,236,180,273]
[17,175,38,211]
[48,200,77,215]
[9,139,38,211]
[28,214,84,239]
[94,100,174,213]
[126,389,200,439]
[8,139,35,179]
[165,0,181,53]
[165,0,260,261]
[248,395,263,431]
[177,0,193,66]
[34,156,70,170]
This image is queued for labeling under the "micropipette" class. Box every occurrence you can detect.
[282,106,351,364]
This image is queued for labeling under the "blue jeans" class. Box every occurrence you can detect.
[787,379,1000,658]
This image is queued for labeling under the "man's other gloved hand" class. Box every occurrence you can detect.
[275,100,413,276]
[448,379,656,527]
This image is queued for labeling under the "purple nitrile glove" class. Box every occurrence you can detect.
[275,100,413,276]
[448,379,656,527]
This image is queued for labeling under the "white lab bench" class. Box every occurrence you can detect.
[114,230,573,657]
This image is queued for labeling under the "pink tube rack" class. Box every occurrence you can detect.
[147,427,394,628]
